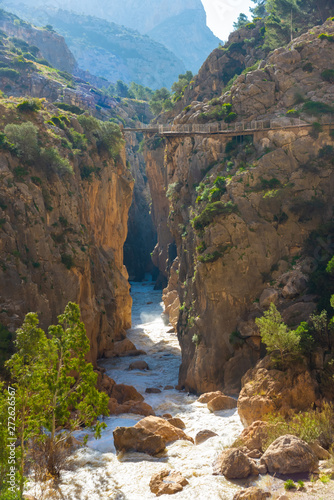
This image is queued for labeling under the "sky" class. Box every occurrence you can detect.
[201,0,255,41]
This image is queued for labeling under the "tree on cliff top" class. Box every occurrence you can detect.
[3,303,109,495]
[256,303,301,367]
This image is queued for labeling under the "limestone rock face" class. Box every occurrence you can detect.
[260,435,318,474]
[213,448,259,479]
[113,426,166,456]
[0,102,133,367]
[237,357,318,426]
[149,469,189,496]
[134,416,194,444]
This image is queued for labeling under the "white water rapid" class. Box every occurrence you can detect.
[29,280,246,499]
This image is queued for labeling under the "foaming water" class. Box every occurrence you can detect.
[28,281,246,499]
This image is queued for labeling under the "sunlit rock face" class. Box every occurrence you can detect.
[144,19,334,394]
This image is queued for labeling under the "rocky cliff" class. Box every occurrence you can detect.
[0,97,133,365]
[145,19,334,394]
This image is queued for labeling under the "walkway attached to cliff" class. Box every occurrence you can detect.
[124,117,333,138]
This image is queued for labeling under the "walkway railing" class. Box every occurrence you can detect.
[124,117,332,136]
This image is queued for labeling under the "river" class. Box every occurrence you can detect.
[28,280,245,499]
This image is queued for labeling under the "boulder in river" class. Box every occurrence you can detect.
[135,416,194,444]
[195,430,218,445]
[207,395,237,412]
[260,434,318,474]
[145,388,162,394]
[149,468,189,496]
[108,398,155,416]
[238,421,269,452]
[233,487,271,500]
[167,417,186,430]
[111,383,144,403]
[129,360,150,370]
[198,391,223,404]
[213,448,259,479]
[113,426,166,456]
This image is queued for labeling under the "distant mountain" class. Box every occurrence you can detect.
[0,3,186,89]
[1,0,221,74]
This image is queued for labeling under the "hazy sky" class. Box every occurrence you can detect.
[201,0,254,41]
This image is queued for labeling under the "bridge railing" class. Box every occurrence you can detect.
[126,116,332,135]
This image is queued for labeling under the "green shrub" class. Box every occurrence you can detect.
[196,241,207,254]
[198,251,223,263]
[192,201,238,230]
[68,129,87,150]
[0,323,14,375]
[192,333,200,346]
[302,62,313,72]
[256,303,301,368]
[61,253,74,269]
[321,69,334,83]
[286,109,299,117]
[36,57,52,67]
[224,112,237,123]
[0,68,20,80]
[318,33,334,42]
[302,100,334,114]
[40,147,73,175]
[77,115,124,157]
[54,102,84,115]
[17,98,42,112]
[284,480,296,491]
[4,121,39,161]
[31,176,42,186]
[310,121,323,138]
[80,165,96,180]
[13,166,29,179]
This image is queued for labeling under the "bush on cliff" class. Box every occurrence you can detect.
[78,114,124,158]
[256,303,301,367]
[192,201,238,230]
[4,121,39,161]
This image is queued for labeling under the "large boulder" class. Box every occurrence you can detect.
[113,426,166,456]
[195,430,218,445]
[260,435,318,474]
[237,356,318,426]
[167,417,186,430]
[239,421,269,453]
[207,395,237,412]
[149,469,189,496]
[213,448,259,479]
[135,416,194,444]
[198,391,223,404]
[233,488,271,500]
[129,360,149,370]
[111,384,144,404]
[108,398,155,417]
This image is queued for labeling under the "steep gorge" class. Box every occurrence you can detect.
[144,18,334,394]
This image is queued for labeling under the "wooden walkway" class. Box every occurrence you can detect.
[124,117,332,137]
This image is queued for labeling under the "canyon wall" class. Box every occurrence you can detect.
[145,19,334,393]
[0,99,133,365]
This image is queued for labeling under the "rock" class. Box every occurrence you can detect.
[164,385,174,390]
[113,426,166,456]
[145,388,162,394]
[239,421,269,452]
[238,356,318,426]
[111,384,144,404]
[259,288,278,308]
[113,338,137,356]
[282,272,308,299]
[134,416,194,444]
[213,448,259,479]
[162,413,173,419]
[260,435,318,474]
[282,301,316,327]
[195,430,218,445]
[167,418,186,430]
[149,469,189,496]
[98,372,115,396]
[233,487,271,500]
[207,395,237,412]
[198,391,224,404]
[114,401,155,417]
[129,360,149,370]
[309,441,331,460]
